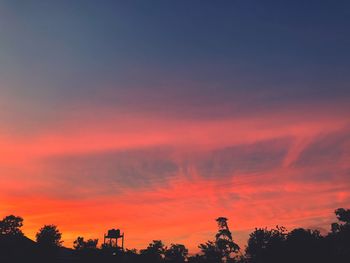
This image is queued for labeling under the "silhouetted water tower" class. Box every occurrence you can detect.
[103,228,124,250]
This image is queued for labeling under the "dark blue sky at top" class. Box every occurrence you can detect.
[1,0,349,125]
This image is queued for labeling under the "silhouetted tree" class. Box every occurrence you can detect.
[327,208,350,263]
[119,248,139,263]
[285,228,325,263]
[331,208,350,234]
[36,224,62,247]
[335,208,350,224]
[216,217,240,262]
[140,240,166,262]
[0,215,23,236]
[165,243,188,263]
[85,238,98,249]
[245,226,286,263]
[199,240,222,263]
[73,236,85,250]
[199,217,239,263]
[188,254,206,263]
[73,236,98,250]
[73,236,100,263]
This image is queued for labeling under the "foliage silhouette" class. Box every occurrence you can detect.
[36,224,63,248]
[245,226,286,263]
[198,217,240,262]
[164,243,188,263]
[327,208,350,263]
[284,228,326,263]
[1,208,350,263]
[335,208,350,224]
[215,217,240,262]
[73,236,98,250]
[199,240,222,263]
[140,240,166,263]
[0,215,23,236]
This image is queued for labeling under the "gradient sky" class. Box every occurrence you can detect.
[1,0,350,253]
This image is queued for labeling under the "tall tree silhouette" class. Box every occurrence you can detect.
[215,217,240,262]
[36,225,62,248]
[199,217,239,263]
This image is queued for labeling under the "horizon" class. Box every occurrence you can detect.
[1,0,350,254]
[0,209,347,252]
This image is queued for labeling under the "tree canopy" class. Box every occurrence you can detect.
[0,215,23,236]
[36,224,62,247]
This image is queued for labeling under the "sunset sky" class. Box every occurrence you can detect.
[1,0,350,253]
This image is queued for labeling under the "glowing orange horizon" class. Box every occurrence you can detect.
[1,105,349,253]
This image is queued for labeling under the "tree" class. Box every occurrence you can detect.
[36,225,62,247]
[188,254,206,263]
[285,228,324,263]
[165,243,188,263]
[335,208,350,225]
[199,240,222,263]
[199,217,240,263]
[215,217,240,262]
[73,236,85,250]
[0,215,23,236]
[327,208,350,263]
[331,208,350,235]
[73,236,98,250]
[140,240,166,262]
[245,226,286,263]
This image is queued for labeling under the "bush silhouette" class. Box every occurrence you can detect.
[73,236,98,250]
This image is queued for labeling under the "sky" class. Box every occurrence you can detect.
[1,0,350,253]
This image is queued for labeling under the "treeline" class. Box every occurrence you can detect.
[0,208,349,263]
